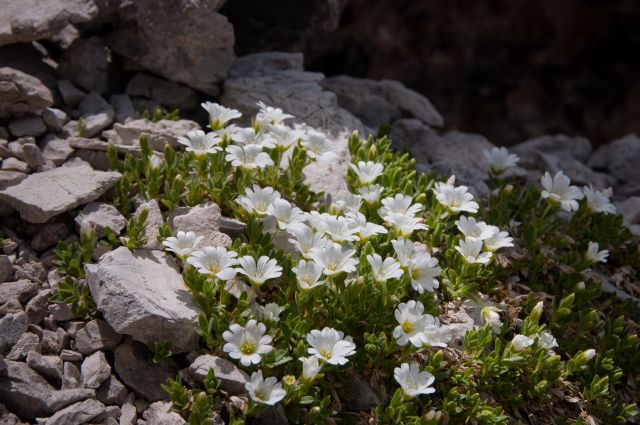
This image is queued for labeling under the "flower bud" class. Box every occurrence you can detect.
[511,334,534,352]
[481,306,501,332]
[584,349,596,361]
[576,281,586,290]
[530,301,543,322]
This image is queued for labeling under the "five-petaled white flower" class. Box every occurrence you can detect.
[322,214,360,243]
[301,130,338,162]
[384,213,428,237]
[350,161,384,186]
[394,363,436,398]
[335,193,362,214]
[225,144,274,170]
[392,237,416,268]
[307,327,356,365]
[408,254,441,293]
[367,253,403,283]
[511,334,535,351]
[484,147,519,174]
[237,255,283,286]
[483,226,514,251]
[379,194,423,219]
[256,101,294,126]
[455,238,493,264]
[187,246,238,280]
[393,300,435,347]
[232,127,277,149]
[201,102,241,130]
[455,216,494,241]
[346,212,387,240]
[299,356,321,382]
[260,303,285,322]
[223,320,273,366]
[583,186,616,215]
[433,181,479,214]
[310,241,358,276]
[246,370,286,405]
[292,260,324,290]
[586,241,609,263]
[289,224,327,259]
[540,171,584,212]
[236,185,281,216]
[162,231,203,258]
[268,123,305,149]
[177,130,222,156]
[358,184,384,204]
[536,331,559,350]
[481,306,502,333]
[267,198,306,231]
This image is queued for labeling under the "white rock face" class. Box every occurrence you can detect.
[85,247,201,352]
[102,118,199,151]
[0,67,53,117]
[0,164,121,223]
[168,202,231,248]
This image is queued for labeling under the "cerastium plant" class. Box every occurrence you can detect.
[57,101,638,424]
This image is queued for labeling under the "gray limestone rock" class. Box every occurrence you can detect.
[80,350,111,388]
[26,351,64,382]
[57,37,109,94]
[126,73,198,110]
[134,199,164,250]
[102,118,199,151]
[168,202,231,248]
[6,332,41,360]
[0,311,29,352]
[0,279,37,304]
[96,374,128,406]
[43,398,105,425]
[8,116,46,137]
[74,319,122,355]
[57,79,85,107]
[75,202,126,238]
[42,108,69,132]
[142,401,186,425]
[188,355,249,395]
[40,137,74,165]
[25,289,52,324]
[0,67,53,117]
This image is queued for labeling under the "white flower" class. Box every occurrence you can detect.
[246,370,286,405]
[288,224,327,259]
[303,211,329,233]
[540,171,584,212]
[358,184,384,204]
[484,147,519,173]
[433,182,479,214]
[483,227,514,251]
[149,153,163,170]
[334,193,362,214]
[455,238,493,264]
[583,349,596,361]
[299,356,321,382]
[583,185,616,214]
[162,231,203,257]
[408,254,441,293]
[187,247,238,280]
[268,123,305,149]
[225,144,274,170]
[223,320,273,366]
[236,185,281,216]
[322,214,360,243]
[306,327,356,365]
[586,241,609,263]
[176,130,222,156]
[421,320,451,348]
[236,255,283,286]
[215,123,238,140]
[532,301,543,317]
[455,216,494,240]
[511,334,534,351]
[394,363,436,398]
[536,331,558,350]
[292,260,324,290]
[256,101,293,126]
[346,212,387,240]
[231,127,277,149]
[384,213,428,237]
[260,303,285,322]
[267,198,306,231]
[392,238,415,268]
[201,102,241,129]
[481,306,501,332]
[309,241,358,276]
[367,253,403,283]
[393,300,434,347]
[301,130,337,162]
[350,161,384,185]
[378,194,423,219]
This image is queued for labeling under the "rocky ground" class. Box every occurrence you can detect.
[0,1,639,424]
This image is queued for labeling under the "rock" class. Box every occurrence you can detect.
[513,134,593,163]
[80,350,111,388]
[0,279,37,304]
[0,254,12,282]
[97,374,128,406]
[0,164,121,223]
[589,134,640,185]
[253,405,289,425]
[0,299,24,316]
[57,37,109,94]
[103,118,199,151]
[0,311,28,351]
[230,52,304,78]
[75,202,126,238]
[119,393,137,425]
[14,261,46,283]
[219,217,246,239]
[0,67,53,117]
[26,351,64,382]
[134,199,163,250]
[25,289,51,323]
[168,202,231,248]
[65,92,115,138]
[344,374,381,411]
[57,80,85,107]
[322,75,444,129]
[8,116,47,137]
[74,319,122,355]
[0,0,98,46]
[126,74,198,110]
[142,401,186,425]
[30,221,69,251]
[61,361,80,389]
[1,157,29,173]
[85,247,200,352]
[534,151,615,190]
[110,94,135,123]
[114,339,177,402]
[616,197,640,228]
[6,332,41,360]
[48,303,80,321]
[188,355,249,395]
[42,108,69,132]
[0,170,26,190]
[106,0,234,95]
[59,349,82,362]
[40,137,72,165]
[0,402,27,425]
[21,143,44,168]
[0,359,94,420]
[44,398,105,425]
[40,329,63,354]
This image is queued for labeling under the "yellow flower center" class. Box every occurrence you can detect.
[241,341,256,355]
[402,320,414,334]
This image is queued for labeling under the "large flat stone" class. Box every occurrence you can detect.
[85,247,200,352]
[0,165,121,223]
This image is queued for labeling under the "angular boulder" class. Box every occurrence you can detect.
[102,118,199,151]
[168,202,231,248]
[0,165,121,223]
[85,247,200,352]
[188,355,249,395]
[0,67,53,117]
